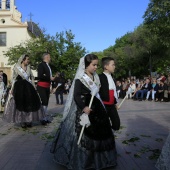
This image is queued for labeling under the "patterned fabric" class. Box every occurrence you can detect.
[156,133,170,170]
[50,95,117,170]
[3,97,44,123]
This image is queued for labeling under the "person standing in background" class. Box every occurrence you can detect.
[37,53,55,124]
[0,70,8,87]
[52,72,66,105]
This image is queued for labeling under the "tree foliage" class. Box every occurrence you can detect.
[4,30,86,79]
[102,23,170,78]
[143,0,170,46]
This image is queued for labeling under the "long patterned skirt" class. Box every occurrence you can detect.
[3,79,45,123]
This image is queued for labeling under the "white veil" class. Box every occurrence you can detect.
[62,56,85,120]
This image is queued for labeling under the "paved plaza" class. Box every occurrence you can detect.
[0,94,169,170]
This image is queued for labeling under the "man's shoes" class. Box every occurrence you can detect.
[26,122,32,127]
[46,120,51,123]
[20,122,27,128]
[138,99,142,101]
[40,120,47,125]
[40,119,51,125]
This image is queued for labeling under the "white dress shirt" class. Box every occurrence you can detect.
[46,63,52,77]
[103,72,118,101]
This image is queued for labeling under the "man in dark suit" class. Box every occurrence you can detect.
[0,70,8,87]
[37,53,54,124]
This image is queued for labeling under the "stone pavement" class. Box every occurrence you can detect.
[0,94,169,170]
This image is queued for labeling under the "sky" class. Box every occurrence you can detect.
[15,0,150,53]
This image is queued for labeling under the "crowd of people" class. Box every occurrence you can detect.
[115,74,170,102]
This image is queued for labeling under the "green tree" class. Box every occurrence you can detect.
[51,30,86,79]
[4,33,56,70]
[4,30,86,79]
[143,0,170,46]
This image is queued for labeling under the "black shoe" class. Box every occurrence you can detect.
[46,120,51,123]
[20,123,27,128]
[26,122,32,127]
[138,99,142,101]
[40,120,47,125]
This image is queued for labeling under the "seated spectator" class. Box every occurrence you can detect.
[155,80,165,102]
[135,78,151,101]
[127,80,136,99]
[133,80,144,99]
[163,80,169,102]
[121,80,128,98]
[146,79,158,101]
[158,74,166,82]
[168,89,170,102]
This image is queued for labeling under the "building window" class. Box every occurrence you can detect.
[0,0,2,9]
[0,32,6,46]
[6,0,10,9]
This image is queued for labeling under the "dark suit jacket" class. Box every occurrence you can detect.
[151,84,159,91]
[141,83,152,91]
[37,62,51,82]
[99,73,117,104]
[52,76,66,91]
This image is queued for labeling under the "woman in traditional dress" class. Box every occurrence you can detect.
[51,54,117,170]
[3,54,45,128]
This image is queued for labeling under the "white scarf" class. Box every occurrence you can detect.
[82,73,105,108]
[16,66,30,81]
[103,72,118,102]
[46,63,52,77]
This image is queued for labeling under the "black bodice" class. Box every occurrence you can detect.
[74,79,114,151]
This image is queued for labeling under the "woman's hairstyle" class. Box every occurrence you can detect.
[101,57,114,70]
[21,54,29,63]
[84,54,98,68]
